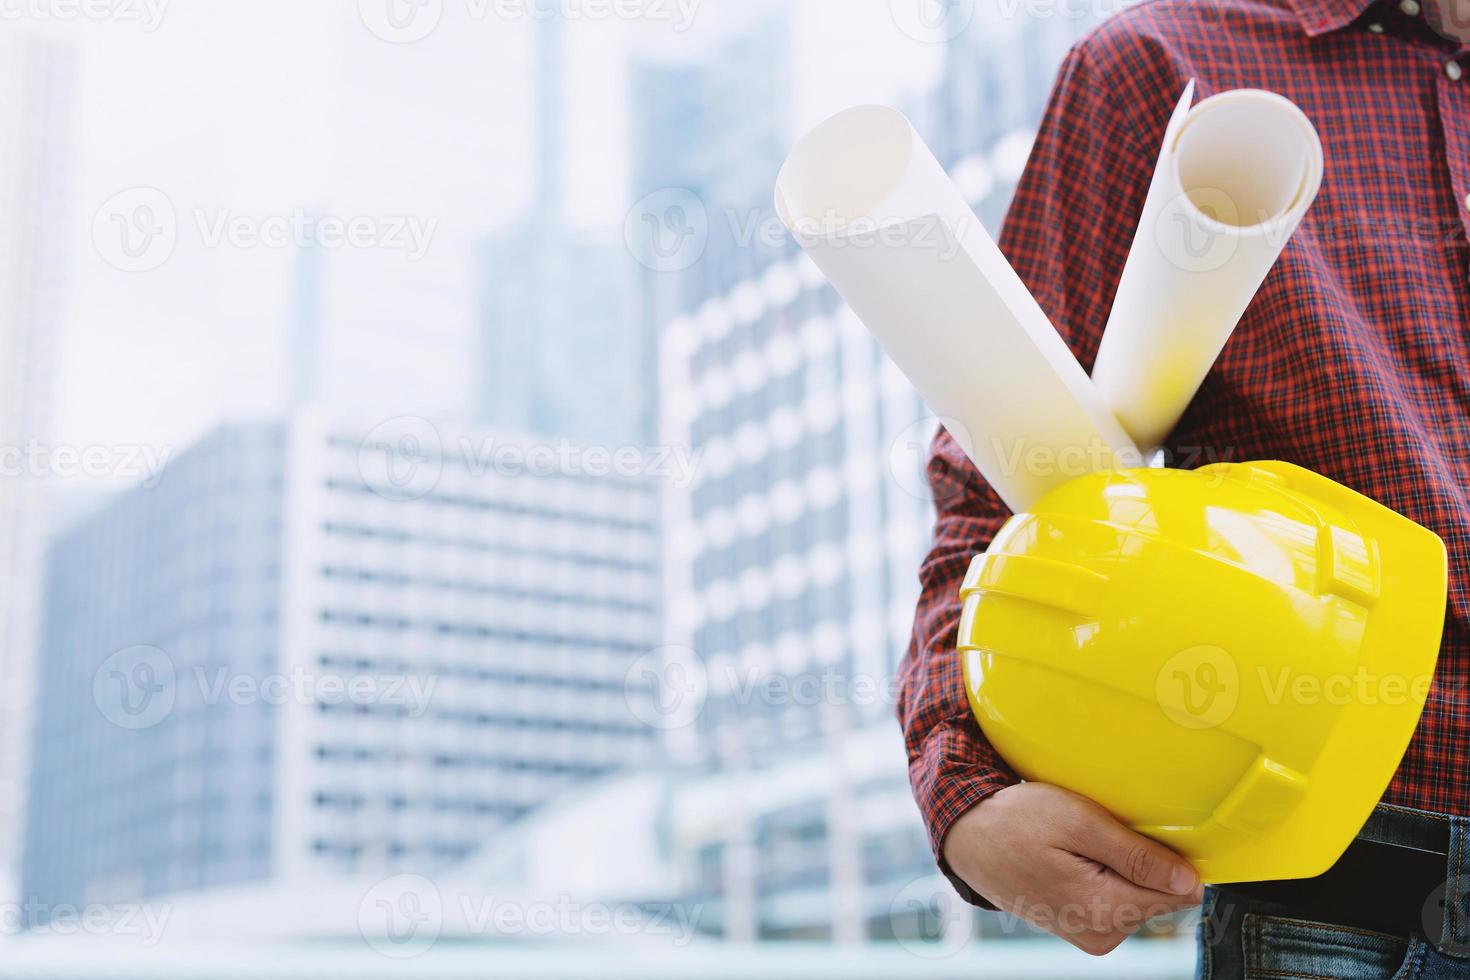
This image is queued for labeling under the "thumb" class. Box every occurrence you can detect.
[1069,811,1200,897]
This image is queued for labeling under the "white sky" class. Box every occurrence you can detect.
[29,0,945,475]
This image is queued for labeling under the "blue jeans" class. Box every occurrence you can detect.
[1197,805,1470,978]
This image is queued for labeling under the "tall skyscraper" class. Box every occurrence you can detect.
[0,34,75,923]
[628,13,793,442]
[478,18,642,447]
[288,219,325,410]
[25,416,660,912]
[629,14,791,226]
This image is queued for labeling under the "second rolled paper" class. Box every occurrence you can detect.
[1091,83,1323,453]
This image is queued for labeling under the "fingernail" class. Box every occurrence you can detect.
[1170,865,1198,895]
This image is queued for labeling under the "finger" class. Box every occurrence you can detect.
[1065,858,1201,926]
[1009,855,1198,951]
[1065,809,1200,896]
[1093,868,1202,921]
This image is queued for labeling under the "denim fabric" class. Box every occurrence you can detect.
[1196,805,1470,979]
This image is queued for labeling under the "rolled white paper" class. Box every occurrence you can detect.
[775,105,1141,514]
[1091,82,1323,452]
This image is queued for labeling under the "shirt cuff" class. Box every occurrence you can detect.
[908,715,1020,909]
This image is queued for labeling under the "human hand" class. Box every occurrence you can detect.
[942,782,1204,955]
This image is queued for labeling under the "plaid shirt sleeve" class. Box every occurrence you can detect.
[898,31,1179,905]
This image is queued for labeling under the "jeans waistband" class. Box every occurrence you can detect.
[1360,803,1453,855]
[1359,803,1470,954]
[1212,803,1470,955]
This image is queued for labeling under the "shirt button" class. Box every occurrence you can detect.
[1368,21,1385,32]
[1463,192,1470,210]
[1401,0,1421,14]
[1448,60,1464,81]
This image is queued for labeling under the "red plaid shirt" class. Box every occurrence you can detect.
[900,0,1470,899]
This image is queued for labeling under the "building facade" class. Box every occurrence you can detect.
[0,34,75,921]
[25,415,660,911]
[27,424,286,905]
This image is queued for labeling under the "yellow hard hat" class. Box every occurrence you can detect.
[958,460,1447,883]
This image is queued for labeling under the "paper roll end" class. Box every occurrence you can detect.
[775,105,918,237]
[1173,89,1323,230]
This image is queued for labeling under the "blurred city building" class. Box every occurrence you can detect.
[925,5,1099,190]
[478,17,644,446]
[25,415,660,912]
[656,246,936,942]
[650,4,1103,943]
[467,734,976,944]
[630,13,791,216]
[0,33,75,924]
[628,11,793,449]
[466,728,1188,951]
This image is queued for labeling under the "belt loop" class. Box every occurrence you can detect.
[1438,814,1470,955]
